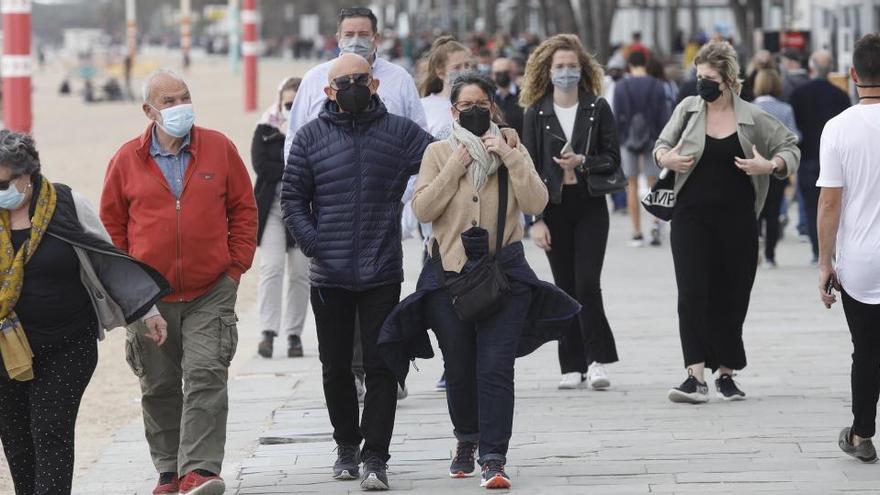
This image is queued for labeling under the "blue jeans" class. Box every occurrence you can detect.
[425,280,531,463]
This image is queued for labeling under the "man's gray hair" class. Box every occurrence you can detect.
[809,51,834,79]
[142,68,189,103]
[0,129,41,176]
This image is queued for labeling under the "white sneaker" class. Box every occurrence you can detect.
[558,372,586,390]
[587,363,611,390]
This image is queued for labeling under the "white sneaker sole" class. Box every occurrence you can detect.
[716,392,746,401]
[590,377,611,390]
[334,469,359,480]
[449,470,476,478]
[558,381,586,390]
[183,479,225,495]
[668,389,709,404]
[360,473,389,490]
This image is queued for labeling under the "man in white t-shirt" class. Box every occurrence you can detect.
[816,33,880,465]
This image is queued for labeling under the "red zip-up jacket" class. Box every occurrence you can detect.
[101,124,258,302]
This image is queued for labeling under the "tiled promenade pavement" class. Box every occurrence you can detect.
[76,214,880,494]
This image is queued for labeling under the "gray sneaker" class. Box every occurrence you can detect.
[839,427,878,463]
[360,456,389,491]
[333,444,361,480]
[449,441,478,478]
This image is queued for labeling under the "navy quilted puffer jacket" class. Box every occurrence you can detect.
[281,96,434,290]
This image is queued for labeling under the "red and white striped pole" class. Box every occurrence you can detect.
[242,0,259,112]
[181,0,191,69]
[2,0,33,133]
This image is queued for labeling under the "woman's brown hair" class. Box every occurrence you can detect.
[753,68,783,98]
[693,41,743,94]
[418,35,470,97]
[519,34,604,108]
[276,76,302,112]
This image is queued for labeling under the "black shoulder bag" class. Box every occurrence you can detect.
[577,97,627,196]
[432,166,510,323]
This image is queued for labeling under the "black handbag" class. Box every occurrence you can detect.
[432,167,510,323]
[577,98,627,197]
[641,168,676,221]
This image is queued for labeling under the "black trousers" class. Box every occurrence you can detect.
[0,326,98,495]
[671,207,758,371]
[311,284,400,462]
[425,281,531,462]
[798,161,820,260]
[544,186,618,373]
[841,290,880,439]
[759,177,788,262]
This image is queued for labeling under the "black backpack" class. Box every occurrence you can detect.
[621,78,659,153]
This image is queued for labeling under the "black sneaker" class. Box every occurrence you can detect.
[449,441,478,478]
[287,334,304,358]
[333,444,360,480]
[668,374,709,404]
[360,456,389,491]
[257,331,274,358]
[715,373,746,401]
[480,459,511,489]
[839,427,878,463]
[629,234,645,247]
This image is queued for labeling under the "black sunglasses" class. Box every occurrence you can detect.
[0,174,22,191]
[283,101,293,111]
[340,7,374,17]
[331,73,372,91]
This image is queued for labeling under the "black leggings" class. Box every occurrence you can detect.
[544,185,618,373]
[759,177,788,262]
[841,290,880,439]
[0,325,98,495]
[671,208,757,371]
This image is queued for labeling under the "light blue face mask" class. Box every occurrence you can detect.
[152,103,195,138]
[551,67,581,91]
[339,36,375,60]
[0,177,27,210]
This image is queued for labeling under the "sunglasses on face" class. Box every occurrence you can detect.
[283,101,293,111]
[0,175,21,191]
[331,73,373,91]
[340,7,373,17]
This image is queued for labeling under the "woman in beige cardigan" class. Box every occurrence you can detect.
[654,41,800,405]
[410,73,549,489]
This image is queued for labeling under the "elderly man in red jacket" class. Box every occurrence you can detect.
[100,68,257,495]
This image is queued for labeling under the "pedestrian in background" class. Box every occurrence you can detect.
[654,42,799,404]
[817,33,880,465]
[492,57,524,137]
[282,54,435,491]
[521,34,621,391]
[752,68,801,267]
[780,48,809,102]
[101,69,258,495]
[0,130,169,495]
[252,76,306,359]
[790,51,851,264]
[614,50,670,247]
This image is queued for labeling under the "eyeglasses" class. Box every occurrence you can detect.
[453,100,492,112]
[283,101,293,111]
[0,175,21,191]
[331,73,373,91]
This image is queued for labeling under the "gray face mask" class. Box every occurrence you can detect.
[551,67,581,91]
[339,36,375,60]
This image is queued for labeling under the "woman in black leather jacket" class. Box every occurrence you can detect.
[521,34,621,391]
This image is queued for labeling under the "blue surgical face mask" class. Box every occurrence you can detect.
[0,177,28,210]
[152,103,195,138]
[339,36,375,60]
[551,67,581,91]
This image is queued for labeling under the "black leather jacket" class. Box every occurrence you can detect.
[522,91,621,207]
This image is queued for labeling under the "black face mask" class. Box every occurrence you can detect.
[335,84,373,114]
[697,78,723,102]
[494,72,512,88]
[458,106,492,136]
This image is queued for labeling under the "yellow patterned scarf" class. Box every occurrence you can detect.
[0,177,56,381]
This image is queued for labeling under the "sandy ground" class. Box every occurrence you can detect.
[0,52,316,492]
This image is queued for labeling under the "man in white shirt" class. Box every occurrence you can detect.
[284,6,427,160]
[817,33,880,465]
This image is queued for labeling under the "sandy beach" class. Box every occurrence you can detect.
[0,51,315,492]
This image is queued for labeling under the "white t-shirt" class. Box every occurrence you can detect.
[816,103,880,304]
[554,102,578,144]
[421,93,453,140]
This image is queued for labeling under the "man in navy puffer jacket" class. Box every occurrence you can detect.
[281,53,433,490]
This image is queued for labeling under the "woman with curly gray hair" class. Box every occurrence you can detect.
[0,130,170,495]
